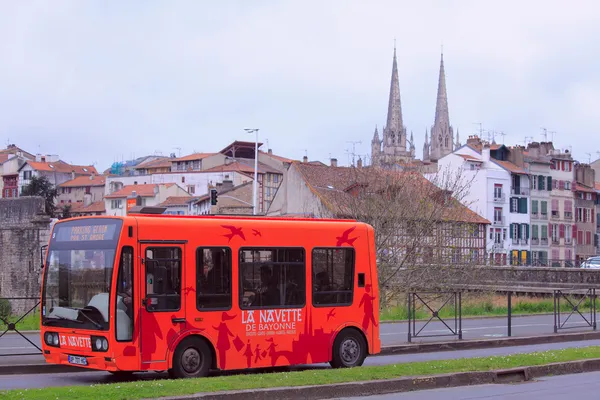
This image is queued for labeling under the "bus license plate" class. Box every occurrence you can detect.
[68,355,88,366]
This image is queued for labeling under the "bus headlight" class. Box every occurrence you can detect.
[91,336,109,352]
[44,332,60,347]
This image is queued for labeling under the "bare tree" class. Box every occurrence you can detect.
[304,160,490,308]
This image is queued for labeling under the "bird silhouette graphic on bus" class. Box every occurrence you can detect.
[221,225,246,242]
[336,226,358,247]
[359,284,378,332]
[252,229,262,237]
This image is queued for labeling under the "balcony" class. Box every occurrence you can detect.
[493,194,506,202]
[564,212,573,220]
[531,212,539,219]
[552,237,560,245]
[492,216,506,226]
[565,238,573,245]
[531,238,540,245]
[551,211,560,220]
[511,187,530,196]
[513,238,528,246]
[539,213,548,220]
[492,241,504,250]
[540,238,549,246]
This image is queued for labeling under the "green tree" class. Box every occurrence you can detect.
[21,175,59,217]
[61,204,72,220]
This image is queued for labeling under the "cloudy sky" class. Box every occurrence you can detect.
[0,1,598,171]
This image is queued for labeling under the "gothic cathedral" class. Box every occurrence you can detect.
[371,48,461,167]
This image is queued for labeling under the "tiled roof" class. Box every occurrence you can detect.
[575,183,596,194]
[59,175,106,188]
[294,162,490,225]
[134,158,174,170]
[68,201,106,214]
[0,154,10,164]
[202,160,281,175]
[158,196,196,207]
[493,160,528,175]
[259,150,296,163]
[173,153,216,162]
[104,183,174,199]
[457,154,482,162]
[25,161,98,175]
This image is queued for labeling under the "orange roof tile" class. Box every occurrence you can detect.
[104,184,160,199]
[457,154,482,162]
[202,161,281,175]
[294,162,490,225]
[59,175,106,188]
[26,161,97,175]
[259,150,296,163]
[158,196,195,207]
[493,160,528,174]
[575,183,596,194]
[173,153,216,162]
[134,158,173,170]
[66,201,105,214]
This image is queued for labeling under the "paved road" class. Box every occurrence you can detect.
[3,337,600,390]
[336,370,600,399]
[0,313,594,366]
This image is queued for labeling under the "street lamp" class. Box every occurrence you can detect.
[244,128,259,215]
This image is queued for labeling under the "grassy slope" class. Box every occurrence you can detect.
[3,346,600,400]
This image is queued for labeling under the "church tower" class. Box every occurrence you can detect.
[370,45,414,167]
[371,125,382,166]
[428,52,454,162]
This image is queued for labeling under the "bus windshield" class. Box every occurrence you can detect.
[42,218,123,331]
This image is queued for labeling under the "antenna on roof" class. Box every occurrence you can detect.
[498,131,506,144]
[522,136,533,146]
[173,147,182,157]
[549,131,556,142]
[540,127,548,141]
[472,122,483,137]
[586,152,592,164]
[346,141,362,166]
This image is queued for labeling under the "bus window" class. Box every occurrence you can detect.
[239,248,305,309]
[312,248,355,306]
[115,246,134,341]
[196,247,231,310]
[145,247,182,311]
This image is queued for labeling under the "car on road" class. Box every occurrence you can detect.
[580,257,600,269]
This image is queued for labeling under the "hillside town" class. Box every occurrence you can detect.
[3,48,599,269]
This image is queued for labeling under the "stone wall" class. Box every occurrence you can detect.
[0,197,52,313]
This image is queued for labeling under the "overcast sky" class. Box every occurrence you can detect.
[0,1,599,171]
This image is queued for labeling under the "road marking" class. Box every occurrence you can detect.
[0,346,39,350]
[381,321,590,336]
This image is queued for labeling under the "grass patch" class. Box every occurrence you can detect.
[0,312,40,332]
[380,293,596,321]
[3,346,600,400]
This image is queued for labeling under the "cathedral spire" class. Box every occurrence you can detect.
[434,51,449,127]
[386,45,403,137]
[372,125,380,142]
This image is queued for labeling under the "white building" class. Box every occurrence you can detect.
[434,136,531,265]
[18,155,98,195]
[104,183,190,216]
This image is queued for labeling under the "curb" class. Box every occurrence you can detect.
[154,358,600,399]
[4,330,600,375]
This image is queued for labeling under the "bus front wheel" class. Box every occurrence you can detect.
[330,329,367,369]
[169,337,212,379]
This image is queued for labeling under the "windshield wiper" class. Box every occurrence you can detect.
[44,315,83,324]
[73,308,103,330]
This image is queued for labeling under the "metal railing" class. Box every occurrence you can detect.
[407,292,462,343]
[0,297,41,356]
[553,289,597,333]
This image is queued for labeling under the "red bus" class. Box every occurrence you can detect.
[40,210,380,378]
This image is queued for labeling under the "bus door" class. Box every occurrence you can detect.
[140,243,186,364]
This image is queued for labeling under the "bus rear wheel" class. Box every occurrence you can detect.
[169,337,212,379]
[330,329,367,369]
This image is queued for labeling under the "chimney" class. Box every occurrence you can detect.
[71,171,75,180]
[268,149,272,155]
[303,156,308,163]
[482,144,491,164]
[357,158,363,168]
[466,135,482,148]
[331,158,338,167]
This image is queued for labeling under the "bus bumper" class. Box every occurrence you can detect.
[43,351,119,372]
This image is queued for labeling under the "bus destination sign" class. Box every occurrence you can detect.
[53,221,120,243]
[69,225,111,241]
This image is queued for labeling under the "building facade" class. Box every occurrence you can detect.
[104,183,190,216]
[547,148,576,266]
[574,163,597,264]
[57,175,106,207]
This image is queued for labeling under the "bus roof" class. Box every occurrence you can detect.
[60,213,357,224]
